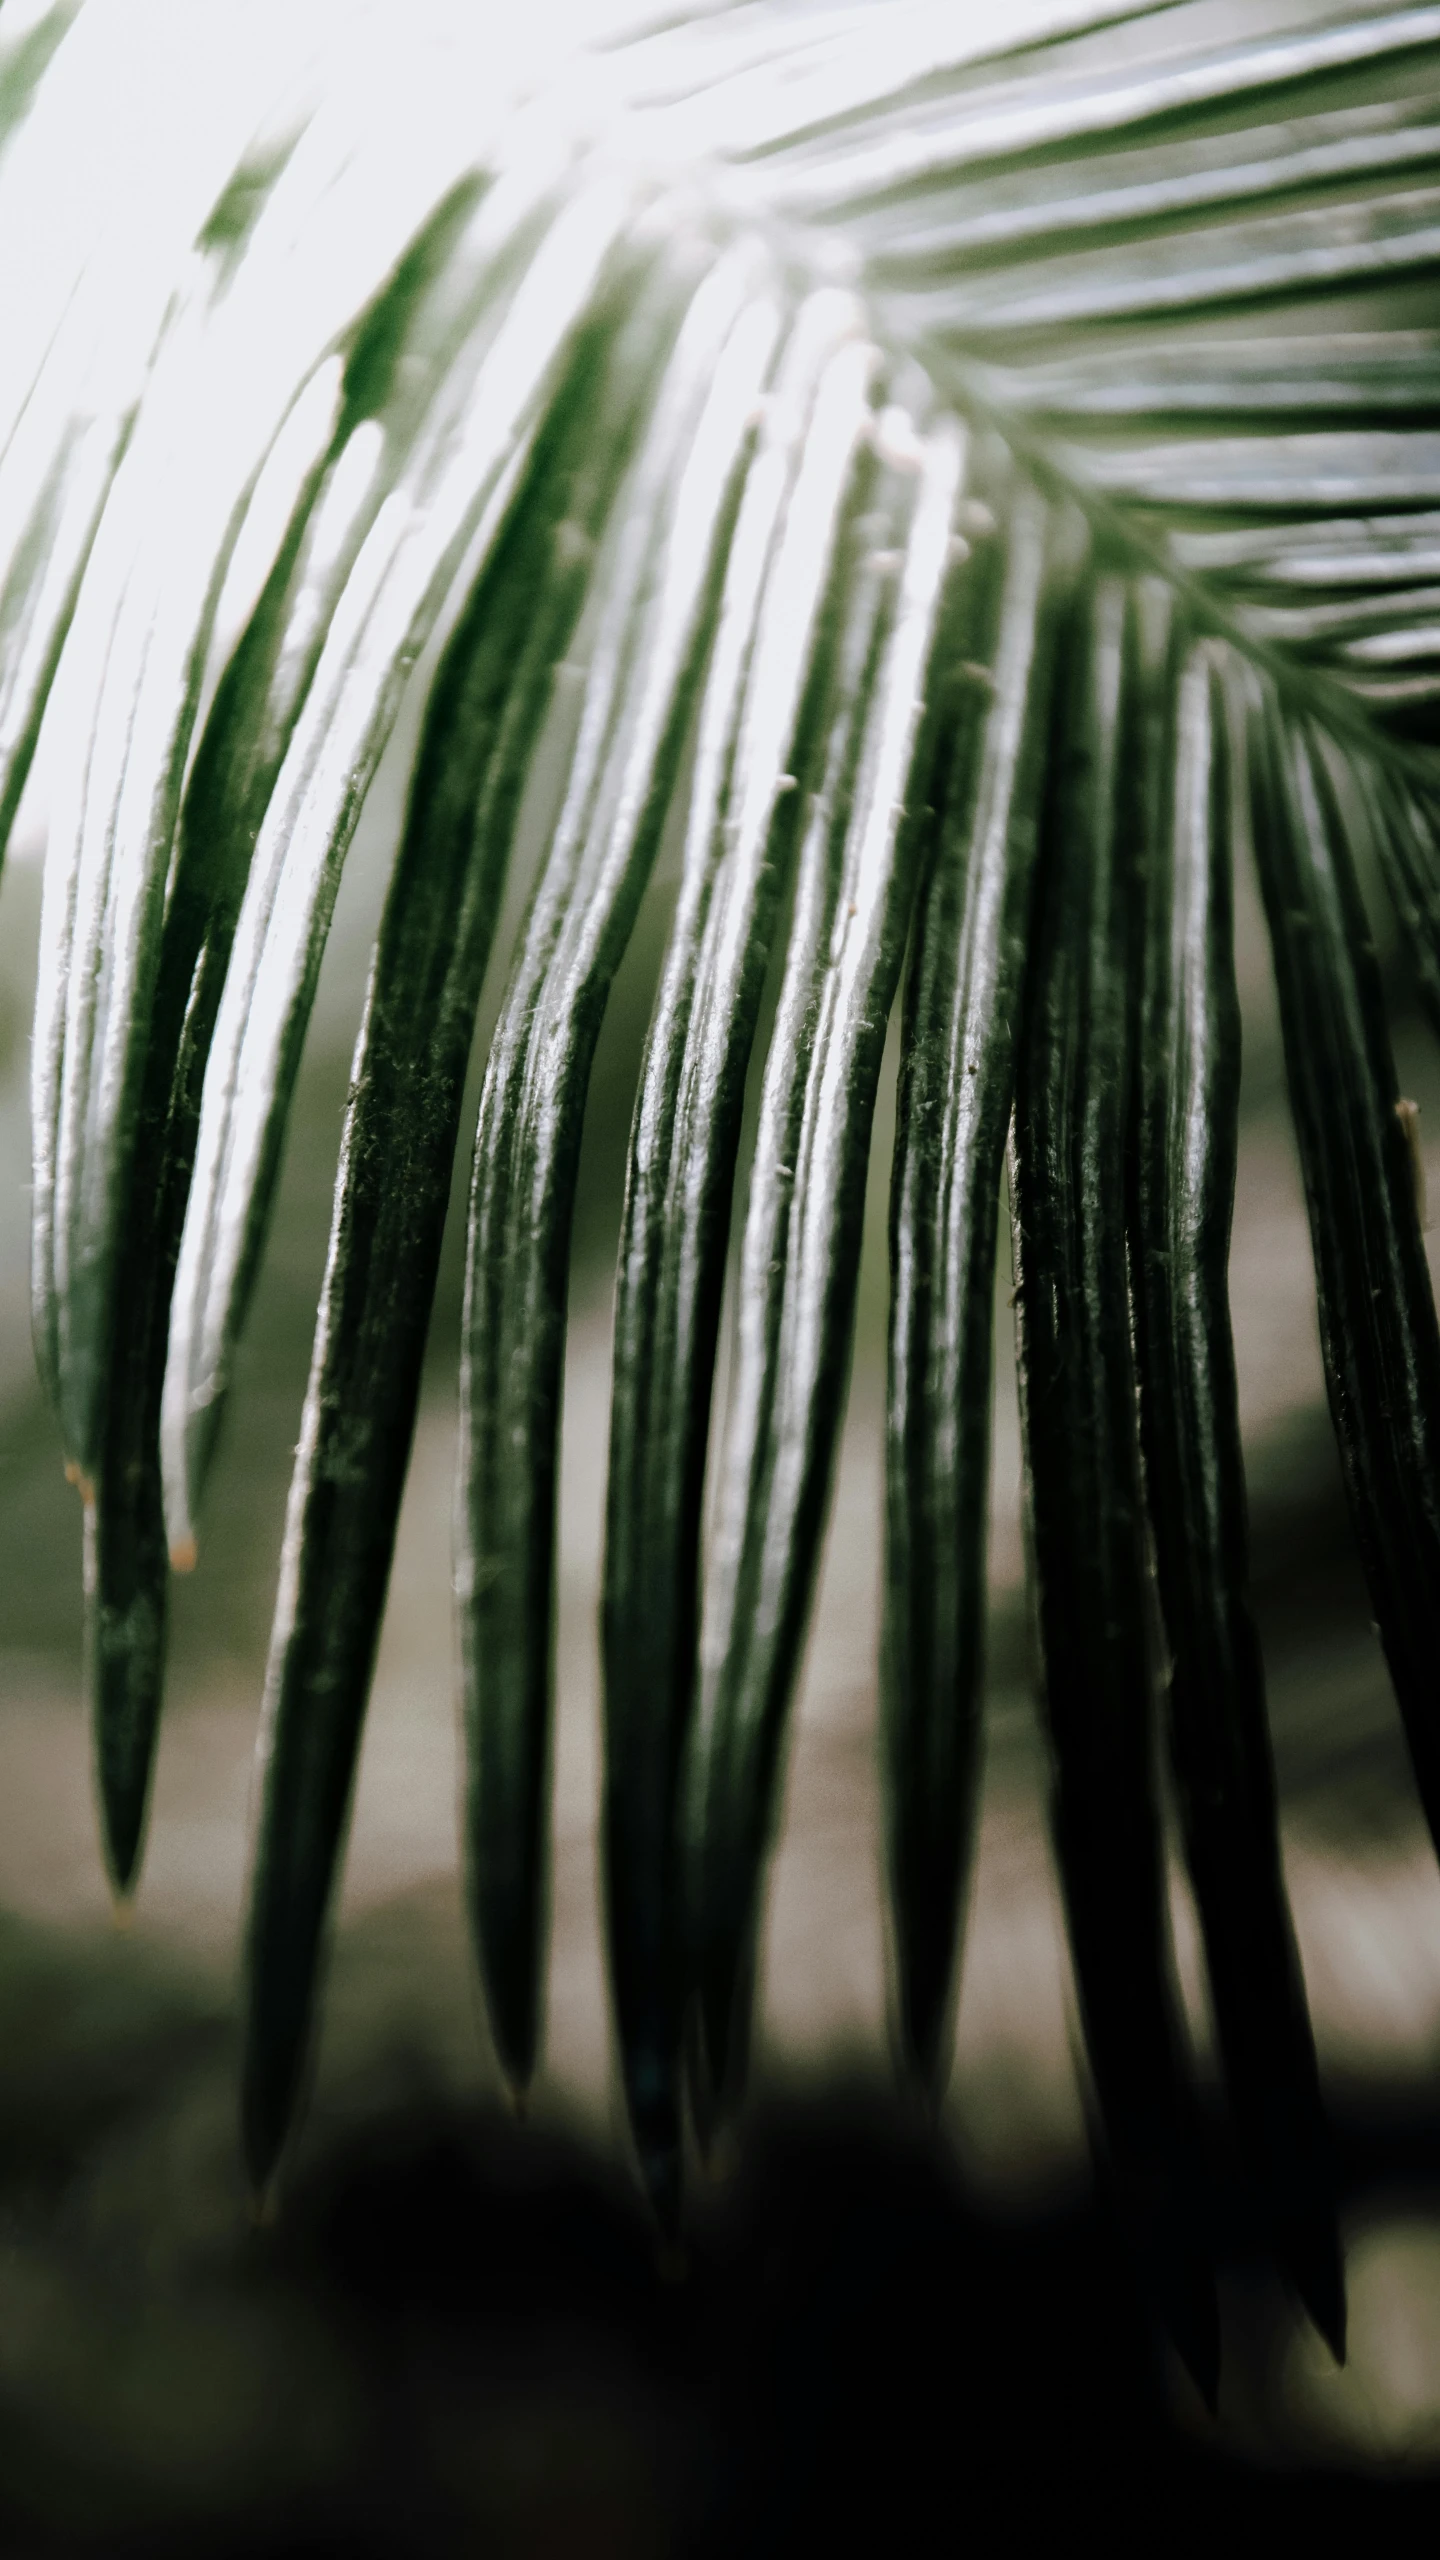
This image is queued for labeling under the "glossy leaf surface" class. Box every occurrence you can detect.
[1010,574,1217,2403]
[883,480,1058,2095]
[1132,632,1342,2354]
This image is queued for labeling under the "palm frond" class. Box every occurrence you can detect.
[883,481,1057,2102]
[1134,635,1342,2352]
[685,408,964,2130]
[5,0,1440,2388]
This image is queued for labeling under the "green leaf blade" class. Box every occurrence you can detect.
[602,299,877,2210]
[457,250,778,2131]
[38,173,536,1900]
[1134,631,1342,2357]
[1010,571,1217,2406]
[161,174,632,1558]
[238,305,658,2194]
[1244,686,1440,1858]
[883,480,1058,2096]
[684,412,966,2118]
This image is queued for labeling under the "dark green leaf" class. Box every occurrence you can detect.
[1009,571,1217,2405]
[1132,625,1342,2355]
[1370,769,1440,1035]
[238,287,666,2193]
[1242,682,1440,1852]
[883,478,1059,2095]
[458,249,777,2117]
[602,294,875,2215]
[161,172,629,1557]
[684,413,965,2118]
[45,176,543,1893]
